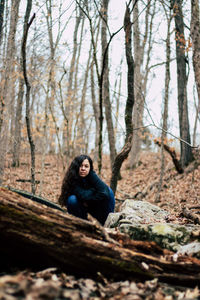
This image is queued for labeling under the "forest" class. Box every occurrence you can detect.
[0,0,200,299]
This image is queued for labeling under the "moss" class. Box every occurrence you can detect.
[151,224,174,235]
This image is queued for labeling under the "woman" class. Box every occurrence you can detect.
[58,154,115,225]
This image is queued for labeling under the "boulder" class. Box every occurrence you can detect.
[105,200,200,254]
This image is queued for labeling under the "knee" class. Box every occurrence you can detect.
[108,187,115,212]
[66,195,78,208]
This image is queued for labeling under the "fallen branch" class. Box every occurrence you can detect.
[154,139,184,174]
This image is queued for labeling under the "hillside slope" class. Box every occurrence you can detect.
[3,151,200,223]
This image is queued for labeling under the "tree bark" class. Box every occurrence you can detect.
[129,0,153,168]
[0,0,20,184]
[62,3,83,157]
[22,0,36,194]
[101,0,117,168]
[124,5,134,142]
[12,65,24,167]
[0,0,5,44]
[110,4,135,193]
[191,0,200,106]
[110,134,133,193]
[155,5,172,202]
[171,0,193,167]
[154,139,184,174]
[0,187,200,287]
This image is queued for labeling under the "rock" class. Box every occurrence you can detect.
[105,200,169,227]
[177,242,200,258]
[105,200,200,254]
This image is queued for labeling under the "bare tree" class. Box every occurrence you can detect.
[190,0,200,144]
[62,2,83,158]
[21,0,36,193]
[12,62,24,167]
[0,0,20,184]
[129,0,155,168]
[171,0,193,167]
[155,2,172,202]
[101,0,117,168]
[110,3,135,194]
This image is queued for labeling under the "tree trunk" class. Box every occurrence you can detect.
[91,61,100,161]
[190,0,200,147]
[62,3,83,158]
[124,5,134,142]
[1,187,200,287]
[191,0,200,106]
[0,0,20,184]
[110,4,135,193]
[21,1,36,194]
[101,0,117,168]
[171,0,193,167]
[76,39,92,154]
[12,72,24,167]
[129,1,149,168]
[0,0,5,44]
[155,5,172,202]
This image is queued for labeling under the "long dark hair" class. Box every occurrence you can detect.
[58,154,93,206]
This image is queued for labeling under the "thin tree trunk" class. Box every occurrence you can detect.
[171,0,193,167]
[101,0,117,168]
[190,0,200,148]
[193,90,199,146]
[62,4,82,157]
[39,0,58,195]
[124,5,134,142]
[129,1,148,168]
[155,6,172,203]
[113,58,123,137]
[91,61,100,161]
[129,1,154,168]
[77,44,92,154]
[110,4,135,194]
[0,0,5,44]
[12,70,24,167]
[190,0,200,105]
[21,1,36,194]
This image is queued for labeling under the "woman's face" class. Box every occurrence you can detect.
[79,159,91,177]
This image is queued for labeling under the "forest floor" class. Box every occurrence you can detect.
[1,150,200,299]
[3,150,200,219]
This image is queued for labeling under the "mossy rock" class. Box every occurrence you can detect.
[105,200,200,254]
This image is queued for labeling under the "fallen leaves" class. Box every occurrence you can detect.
[0,268,199,300]
[2,151,200,298]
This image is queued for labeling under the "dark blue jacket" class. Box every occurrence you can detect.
[72,170,110,202]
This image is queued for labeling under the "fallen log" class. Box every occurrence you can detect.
[0,187,200,287]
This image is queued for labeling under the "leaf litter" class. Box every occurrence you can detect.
[2,150,200,299]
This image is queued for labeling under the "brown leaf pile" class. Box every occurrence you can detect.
[0,268,199,300]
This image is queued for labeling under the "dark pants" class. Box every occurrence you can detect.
[66,188,115,225]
